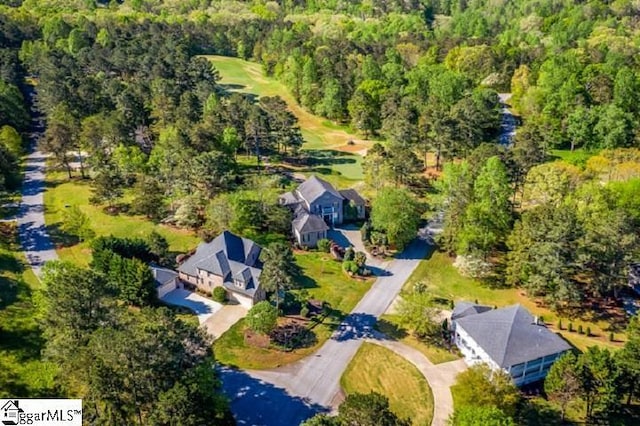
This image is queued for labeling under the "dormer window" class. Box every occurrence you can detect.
[234,279,244,288]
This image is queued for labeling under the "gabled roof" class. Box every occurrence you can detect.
[455,304,571,368]
[279,191,301,206]
[295,175,343,204]
[339,189,365,205]
[293,213,329,234]
[451,301,492,321]
[151,265,178,288]
[178,231,262,278]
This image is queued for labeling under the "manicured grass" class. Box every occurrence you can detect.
[341,342,434,426]
[294,251,373,314]
[550,149,594,166]
[215,251,373,369]
[377,314,460,364]
[206,55,368,181]
[407,250,623,352]
[214,318,335,370]
[0,222,57,397]
[44,171,199,265]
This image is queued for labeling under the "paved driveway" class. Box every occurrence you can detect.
[222,230,434,425]
[161,289,222,324]
[203,305,248,340]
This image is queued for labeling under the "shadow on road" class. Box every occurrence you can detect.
[331,312,378,342]
[220,366,328,425]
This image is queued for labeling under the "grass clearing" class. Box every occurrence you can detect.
[407,250,623,352]
[294,251,373,314]
[44,171,199,265]
[0,222,57,397]
[206,55,368,182]
[341,342,434,426]
[215,251,373,369]
[214,318,335,370]
[550,149,594,166]
[377,314,460,364]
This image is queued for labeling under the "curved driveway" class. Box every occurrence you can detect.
[221,230,443,425]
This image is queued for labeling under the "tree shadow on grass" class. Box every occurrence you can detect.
[46,222,79,248]
[295,270,319,290]
[219,366,329,425]
[374,317,409,341]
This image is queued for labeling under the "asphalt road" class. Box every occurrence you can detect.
[17,89,58,277]
[222,230,433,425]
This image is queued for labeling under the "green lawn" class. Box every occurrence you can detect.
[214,318,336,370]
[44,171,199,265]
[0,222,57,397]
[215,251,373,369]
[206,55,367,182]
[550,148,594,166]
[377,314,460,364]
[407,250,623,352]
[293,251,373,314]
[341,342,434,426]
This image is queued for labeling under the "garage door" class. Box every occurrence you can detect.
[157,279,177,299]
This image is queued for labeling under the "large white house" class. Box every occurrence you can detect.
[452,302,572,386]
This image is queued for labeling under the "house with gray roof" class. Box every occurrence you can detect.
[177,231,265,308]
[452,303,571,386]
[151,265,180,298]
[280,175,365,247]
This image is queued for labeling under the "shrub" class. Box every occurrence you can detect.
[360,221,371,242]
[413,281,428,293]
[342,260,359,275]
[609,332,614,342]
[246,301,278,335]
[568,323,574,332]
[344,247,355,261]
[578,325,583,334]
[317,239,331,253]
[586,327,591,337]
[557,319,563,330]
[212,287,226,303]
[300,306,310,318]
[354,251,366,268]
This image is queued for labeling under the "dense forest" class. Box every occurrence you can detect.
[0,0,640,424]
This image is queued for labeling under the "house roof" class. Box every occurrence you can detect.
[178,231,262,295]
[151,265,178,288]
[455,304,571,368]
[293,213,329,234]
[295,175,343,204]
[451,301,493,321]
[279,191,300,206]
[339,189,365,205]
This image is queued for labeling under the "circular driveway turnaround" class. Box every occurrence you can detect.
[161,288,222,324]
[221,229,435,425]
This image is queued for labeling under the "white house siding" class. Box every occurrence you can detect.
[455,325,566,386]
[454,326,501,370]
[508,352,564,386]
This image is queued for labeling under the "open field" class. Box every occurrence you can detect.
[43,171,199,266]
[0,222,56,397]
[406,250,624,352]
[340,342,434,426]
[206,55,367,182]
[215,251,372,369]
